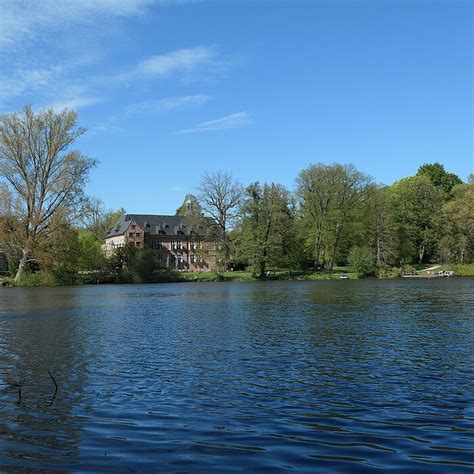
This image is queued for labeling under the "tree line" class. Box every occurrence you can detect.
[194,164,473,278]
[0,106,472,284]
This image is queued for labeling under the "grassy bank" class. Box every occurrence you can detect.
[176,267,357,282]
[440,264,474,277]
[2,264,473,287]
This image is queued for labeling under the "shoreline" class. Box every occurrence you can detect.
[2,265,473,288]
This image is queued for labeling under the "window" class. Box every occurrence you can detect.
[190,255,195,264]
[136,233,141,237]
[131,225,136,229]
[191,241,202,250]
[129,232,135,237]
[172,241,182,250]
[152,241,166,249]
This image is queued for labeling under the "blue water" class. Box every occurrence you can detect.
[0,280,473,472]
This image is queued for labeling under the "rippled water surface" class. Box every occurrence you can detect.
[0,280,473,472]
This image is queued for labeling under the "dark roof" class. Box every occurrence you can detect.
[106,214,212,238]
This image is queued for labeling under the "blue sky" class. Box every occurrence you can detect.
[1,0,472,214]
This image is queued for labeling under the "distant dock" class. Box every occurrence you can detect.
[401,270,454,278]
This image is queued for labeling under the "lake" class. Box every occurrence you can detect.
[0,280,473,472]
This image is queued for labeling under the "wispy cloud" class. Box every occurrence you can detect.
[0,65,64,106]
[0,0,237,127]
[124,46,232,83]
[47,96,102,113]
[176,111,252,134]
[124,95,212,115]
[0,0,154,51]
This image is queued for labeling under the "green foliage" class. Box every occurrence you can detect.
[436,183,474,263]
[417,162,463,194]
[363,186,396,267]
[348,246,375,277]
[238,182,296,277]
[0,105,97,283]
[296,163,371,269]
[78,231,106,271]
[33,217,80,285]
[443,264,474,277]
[107,244,164,283]
[390,175,444,263]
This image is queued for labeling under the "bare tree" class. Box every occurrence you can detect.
[0,106,97,282]
[198,170,243,270]
[81,197,125,241]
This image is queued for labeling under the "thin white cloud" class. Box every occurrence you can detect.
[0,65,64,105]
[0,0,154,51]
[125,95,212,115]
[124,46,231,83]
[0,1,235,120]
[176,111,252,134]
[47,96,101,113]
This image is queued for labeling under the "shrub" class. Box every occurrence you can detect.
[348,246,375,277]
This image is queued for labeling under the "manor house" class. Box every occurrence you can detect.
[104,204,218,272]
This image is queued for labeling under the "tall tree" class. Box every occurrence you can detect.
[363,185,396,267]
[416,162,462,194]
[0,106,97,282]
[390,175,444,263]
[238,182,294,277]
[437,182,474,263]
[197,170,243,270]
[296,163,371,269]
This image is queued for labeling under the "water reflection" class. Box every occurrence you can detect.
[0,280,473,472]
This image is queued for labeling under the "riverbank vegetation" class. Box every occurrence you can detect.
[1,106,473,286]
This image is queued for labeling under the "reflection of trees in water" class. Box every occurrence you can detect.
[0,291,87,470]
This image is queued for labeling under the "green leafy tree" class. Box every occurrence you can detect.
[363,186,396,267]
[107,243,164,283]
[416,163,462,194]
[35,214,80,284]
[78,230,106,272]
[437,182,474,263]
[390,175,444,263]
[296,163,371,269]
[348,245,375,277]
[238,182,295,277]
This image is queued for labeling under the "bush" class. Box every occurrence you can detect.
[348,246,375,277]
[107,244,165,283]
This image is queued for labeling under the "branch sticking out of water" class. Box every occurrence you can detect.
[17,379,24,405]
[47,370,58,406]
[47,371,58,393]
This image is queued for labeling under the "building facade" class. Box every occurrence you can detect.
[104,211,218,272]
